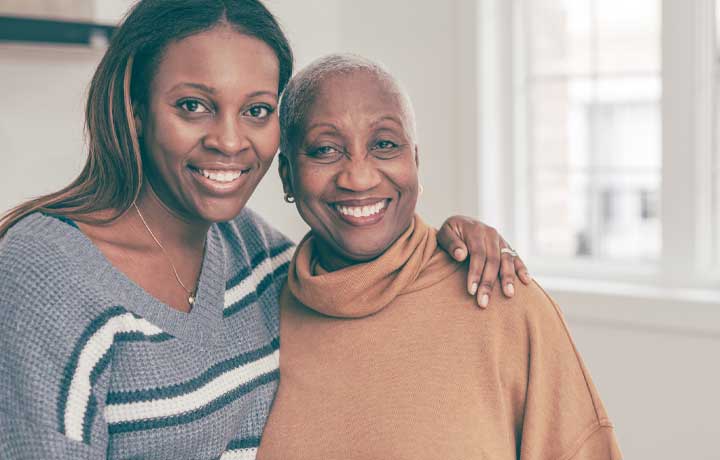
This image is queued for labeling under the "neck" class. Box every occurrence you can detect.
[314,239,367,272]
[132,182,210,251]
[313,226,413,273]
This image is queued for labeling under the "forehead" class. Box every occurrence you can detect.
[308,71,410,123]
[152,26,279,96]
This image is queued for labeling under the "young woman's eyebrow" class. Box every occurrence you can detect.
[246,90,278,100]
[169,82,216,94]
[167,83,277,101]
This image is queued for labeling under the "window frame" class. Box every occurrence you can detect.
[475,0,720,290]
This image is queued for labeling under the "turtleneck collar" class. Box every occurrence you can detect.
[287,215,459,318]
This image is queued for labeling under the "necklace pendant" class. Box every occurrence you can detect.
[188,295,195,305]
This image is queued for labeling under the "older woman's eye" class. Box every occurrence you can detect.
[373,140,399,150]
[308,145,339,156]
[305,145,343,162]
[178,99,210,113]
[243,104,275,119]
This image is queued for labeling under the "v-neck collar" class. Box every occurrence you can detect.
[36,213,226,345]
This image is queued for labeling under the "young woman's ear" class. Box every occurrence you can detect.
[132,102,143,138]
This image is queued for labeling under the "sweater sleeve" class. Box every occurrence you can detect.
[0,234,110,459]
[517,283,622,460]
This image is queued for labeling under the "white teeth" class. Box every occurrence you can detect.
[196,168,244,183]
[335,200,387,218]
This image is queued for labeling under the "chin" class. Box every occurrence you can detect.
[194,200,248,223]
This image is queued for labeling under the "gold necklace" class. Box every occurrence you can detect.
[133,202,198,306]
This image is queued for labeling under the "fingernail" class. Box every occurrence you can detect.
[454,248,465,259]
[506,283,515,296]
[470,282,478,295]
[480,294,489,308]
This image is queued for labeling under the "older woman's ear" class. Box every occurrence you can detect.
[278,153,294,198]
[414,145,420,168]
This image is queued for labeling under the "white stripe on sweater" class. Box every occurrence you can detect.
[224,246,294,310]
[65,313,164,442]
[103,349,279,424]
[220,448,258,460]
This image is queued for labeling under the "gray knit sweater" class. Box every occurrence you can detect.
[0,209,294,459]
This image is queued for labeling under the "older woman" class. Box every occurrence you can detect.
[257,54,622,459]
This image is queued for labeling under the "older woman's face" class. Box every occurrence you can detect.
[287,71,419,262]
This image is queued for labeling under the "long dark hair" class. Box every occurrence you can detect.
[0,0,293,238]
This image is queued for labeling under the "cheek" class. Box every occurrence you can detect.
[253,120,281,165]
[295,164,333,200]
[145,110,198,164]
[387,159,420,195]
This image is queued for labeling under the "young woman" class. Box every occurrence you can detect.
[256,54,621,459]
[0,1,528,459]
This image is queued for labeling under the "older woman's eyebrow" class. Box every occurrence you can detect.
[305,122,340,132]
[370,115,406,128]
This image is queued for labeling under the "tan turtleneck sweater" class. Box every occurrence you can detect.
[257,217,622,460]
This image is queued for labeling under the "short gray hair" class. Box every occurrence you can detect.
[279,53,416,158]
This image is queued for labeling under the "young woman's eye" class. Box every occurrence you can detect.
[244,104,274,119]
[178,99,210,113]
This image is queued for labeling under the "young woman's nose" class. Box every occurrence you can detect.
[203,115,251,156]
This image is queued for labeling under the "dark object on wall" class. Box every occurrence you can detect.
[0,16,115,46]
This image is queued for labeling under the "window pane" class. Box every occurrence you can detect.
[529,0,593,75]
[524,0,661,261]
[595,0,660,74]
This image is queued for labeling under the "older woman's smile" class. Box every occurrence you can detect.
[332,198,390,225]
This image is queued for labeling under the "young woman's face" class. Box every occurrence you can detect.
[139,25,280,223]
[284,71,420,262]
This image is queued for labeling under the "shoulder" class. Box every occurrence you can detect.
[500,279,577,340]
[220,210,295,326]
[429,265,574,348]
[0,213,113,341]
[220,208,294,251]
[217,208,295,276]
[0,213,83,290]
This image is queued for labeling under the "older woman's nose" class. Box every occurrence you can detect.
[335,157,382,192]
[203,116,251,156]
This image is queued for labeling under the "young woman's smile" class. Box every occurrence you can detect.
[138,25,281,223]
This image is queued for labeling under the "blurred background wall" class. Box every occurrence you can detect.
[1,0,719,458]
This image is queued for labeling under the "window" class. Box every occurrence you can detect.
[522,0,661,262]
[479,0,719,287]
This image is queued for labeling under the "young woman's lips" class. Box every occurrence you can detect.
[331,199,390,226]
[187,165,252,196]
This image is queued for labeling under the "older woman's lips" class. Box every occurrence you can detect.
[332,199,389,226]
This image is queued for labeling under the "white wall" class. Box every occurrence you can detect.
[0,44,100,214]
[1,2,718,459]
